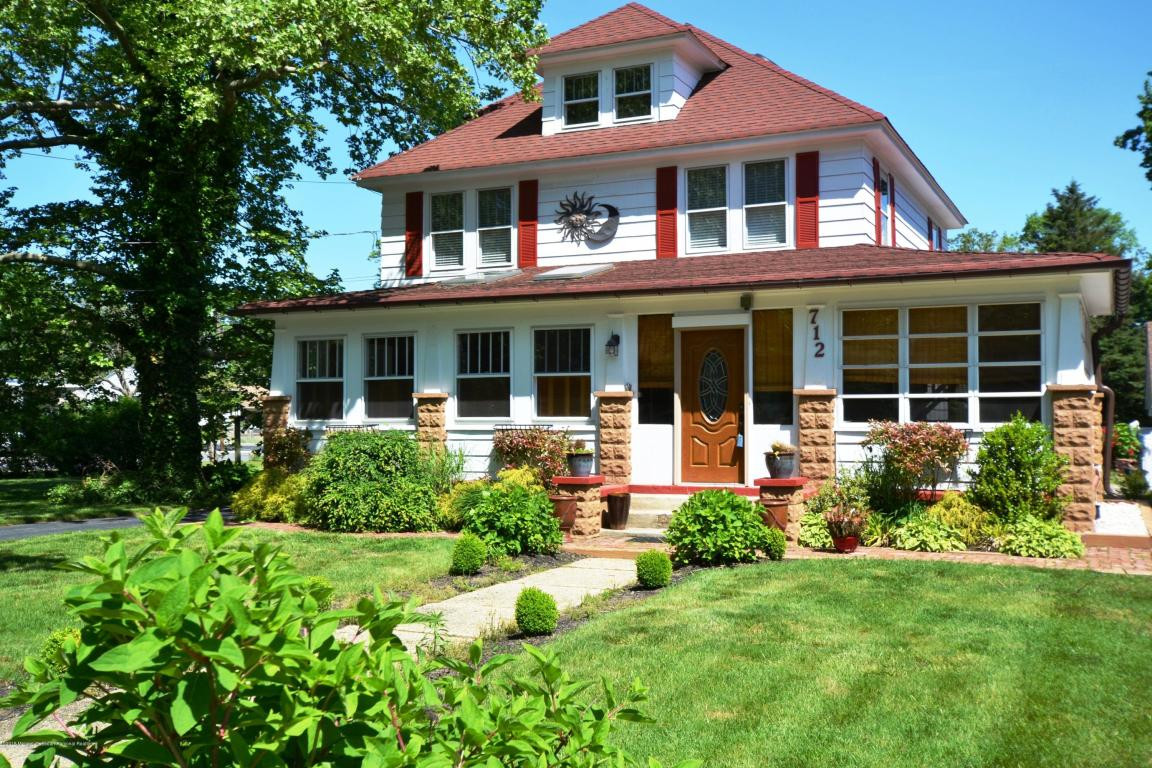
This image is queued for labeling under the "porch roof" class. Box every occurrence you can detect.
[235,245,1130,316]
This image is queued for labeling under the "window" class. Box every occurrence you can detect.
[977,303,1042,422]
[744,160,787,248]
[563,72,599,126]
[753,309,793,423]
[908,306,968,422]
[841,309,899,422]
[614,65,651,120]
[430,192,464,268]
[879,175,892,246]
[365,335,414,419]
[296,339,343,420]
[457,331,510,418]
[935,226,945,251]
[534,328,591,418]
[478,187,512,266]
[638,314,674,424]
[687,166,727,250]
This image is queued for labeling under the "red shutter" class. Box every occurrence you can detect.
[517,179,538,268]
[795,151,820,249]
[404,191,423,277]
[927,217,935,251]
[872,157,882,245]
[889,174,896,246]
[656,166,677,259]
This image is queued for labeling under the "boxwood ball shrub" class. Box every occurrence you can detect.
[635,550,673,588]
[968,413,1068,522]
[996,517,1086,558]
[515,586,559,636]
[763,527,787,561]
[666,490,771,566]
[231,467,311,523]
[464,483,563,557]
[451,531,488,575]
[893,515,967,552]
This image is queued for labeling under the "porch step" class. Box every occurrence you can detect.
[620,510,672,529]
[627,493,690,513]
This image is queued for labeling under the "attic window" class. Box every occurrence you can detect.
[564,73,599,126]
[614,65,651,120]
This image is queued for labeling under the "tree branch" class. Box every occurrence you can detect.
[0,100,129,119]
[82,0,149,77]
[0,250,123,278]
[0,134,94,152]
[225,61,327,93]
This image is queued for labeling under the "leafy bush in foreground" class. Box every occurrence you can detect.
[968,414,1068,522]
[515,586,559,636]
[666,490,770,565]
[0,509,698,768]
[464,482,562,557]
[996,517,1086,558]
[635,550,673,588]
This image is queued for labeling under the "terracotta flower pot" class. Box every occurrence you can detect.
[760,501,789,531]
[832,535,859,554]
[549,495,577,532]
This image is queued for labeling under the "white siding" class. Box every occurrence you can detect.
[537,168,656,265]
[818,143,874,248]
[893,181,930,249]
[379,187,406,285]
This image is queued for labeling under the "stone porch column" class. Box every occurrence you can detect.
[755,476,809,541]
[1049,384,1100,532]
[795,389,836,485]
[262,395,291,439]
[595,391,633,485]
[413,393,449,448]
[552,475,603,538]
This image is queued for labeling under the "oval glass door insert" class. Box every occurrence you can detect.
[699,349,728,423]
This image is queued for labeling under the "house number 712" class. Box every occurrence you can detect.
[809,308,825,358]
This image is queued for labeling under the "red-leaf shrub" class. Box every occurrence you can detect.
[492,427,571,482]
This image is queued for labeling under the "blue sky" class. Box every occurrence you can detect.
[5,0,1150,290]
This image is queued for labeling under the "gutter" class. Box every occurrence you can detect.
[1091,260,1132,500]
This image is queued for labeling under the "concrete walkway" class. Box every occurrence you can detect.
[0,509,227,543]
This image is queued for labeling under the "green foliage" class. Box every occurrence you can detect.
[635,550,673,588]
[260,427,310,471]
[798,510,834,549]
[947,228,1022,252]
[1119,469,1149,500]
[862,514,896,547]
[665,490,771,566]
[861,421,968,515]
[450,532,488,576]
[996,517,1086,559]
[438,478,489,531]
[924,494,992,548]
[1019,181,1140,257]
[492,427,572,482]
[37,627,81,675]
[1113,421,1142,463]
[763,527,787,561]
[417,444,466,496]
[515,587,559,636]
[189,460,260,508]
[893,516,967,552]
[45,473,146,506]
[464,483,562,557]
[805,468,872,539]
[230,467,310,523]
[1117,70,1152,189]
[968,414,1068,522]
[32,397,143,475]
[0,508,695,768]
[303,575,333,611]
[495,465,546,491]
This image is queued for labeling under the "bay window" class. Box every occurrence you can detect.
[457,331,510,418]
[431,192,464,268]
[296,338,343,420]
[744,160,787,248]
[365,335,414,419]
[534,328,591,418]
[687,166,727,250]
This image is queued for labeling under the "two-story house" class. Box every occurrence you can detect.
[238,3,1129,531]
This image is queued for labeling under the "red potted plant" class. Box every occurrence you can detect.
[824,504,869,553]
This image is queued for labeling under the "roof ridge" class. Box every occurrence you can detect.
[622,2,689,32]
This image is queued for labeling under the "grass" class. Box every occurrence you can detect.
[0,478,154,525]
[514,559,1152,768]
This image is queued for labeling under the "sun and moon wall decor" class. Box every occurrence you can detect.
[553,191,620,244]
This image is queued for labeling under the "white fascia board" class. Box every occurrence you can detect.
[535,32,723,73]
[869,123,967,229]
[1079,270,1116,316]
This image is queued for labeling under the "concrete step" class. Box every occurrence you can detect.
[619,510,672,529]
[627,493,690,512]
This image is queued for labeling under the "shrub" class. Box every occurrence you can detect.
[260,426,310,470]
[861,421,968,514]
[33,397,143,474]
[492,426,571,482]
[1112,421,1142,464]
[45,472,148,505]
[996,517,1085,558]
[464,483,563,557]
[968,414,1068,522]
[451,532,488,575]
[893,515,966,552]
[231,467,310,522]
[37,627,81,675]
[862,514,896,547]
[635,550,673,588]
[807,468,872,538]
[417,443,465,495]
[924,493,992,547]
[665,490,770,566]
[798,510,833,549]
[304,575,334,611]
[1119,469,1148,501]
[495,465,545,491]
[763,527,787,561]
[438,478,489,531]
[1,509,694,768]
[515,587,559,636]
[189,460,260,507]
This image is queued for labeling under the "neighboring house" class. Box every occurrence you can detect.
[238,3,1129,531]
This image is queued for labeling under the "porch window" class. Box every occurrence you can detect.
[431,192,464,268]
[753,309,793,424]
[841,309,899,422]
[296,338,343,420]
[365,335,414,419]
[534,328,591,418]
[638,314,674,424]
[977,303,1042,422]
[744,161,787,248]
[564,72,599,127]
[457,330,510,418]
[908,306,968,422]
[687,166,727,250]
[478,187,513,266]
[614,65,651,120]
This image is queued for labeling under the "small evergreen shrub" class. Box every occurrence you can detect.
[231,468,310,523]
[893,516,966,552]
[451,532,488,575]
[763,527,787,561]
[515,587,559,636]
[635,550,673,588]
[464,483,563,557]
[38,627,81,675]
[996,517,1085,558]
[924,493,992,547]
[798,510,833,549]
[665,490,770,566]
[495,466,545,491]
[261,427,310,470]
[968,414,1068,522]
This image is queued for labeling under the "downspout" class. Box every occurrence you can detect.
[1091,262,1133,500]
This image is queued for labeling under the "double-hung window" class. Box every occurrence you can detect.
[365,335,414,419]
[686,166,727,250]
[431,192,464,268]
[477,187,513,266]
[614,65,651,120]
[744,160,787,248]
[296,338,344,420]
[534,328,591,418]
[563,73,599,127]
[457,331,510,418]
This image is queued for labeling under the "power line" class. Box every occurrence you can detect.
[10,150,359,184]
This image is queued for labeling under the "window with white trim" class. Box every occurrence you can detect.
[430,192,464,268]
[457,331,511,418]
[687,166,727,250]
[977,304,1042,422]
[477,187,512,266]
[365,335,414,419]
[563,73,599,127]
[744,160,787,248]
[534,328,591,418]
[296,338,343,420]
[614,65,651,120]
[879,175,892,246]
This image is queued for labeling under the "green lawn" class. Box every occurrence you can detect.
[0,526,454,683]
[523,560,1152,768]
[0,478,156,525]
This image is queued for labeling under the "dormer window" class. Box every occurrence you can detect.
[614,65,652,120]
[563,73,599,126]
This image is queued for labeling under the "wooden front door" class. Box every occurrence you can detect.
[681,329,745,483]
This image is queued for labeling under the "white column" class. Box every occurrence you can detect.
[800,304,833,389]
[1056,293,1092,385]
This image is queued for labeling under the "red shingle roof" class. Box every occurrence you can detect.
[236,246,1128,315]
[354,4,886,180]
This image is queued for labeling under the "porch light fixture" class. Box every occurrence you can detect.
[605,333,620,358]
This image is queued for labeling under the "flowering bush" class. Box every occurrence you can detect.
[492,427,572,482]
[861,421,969,515]
[1113,421,1141,464]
